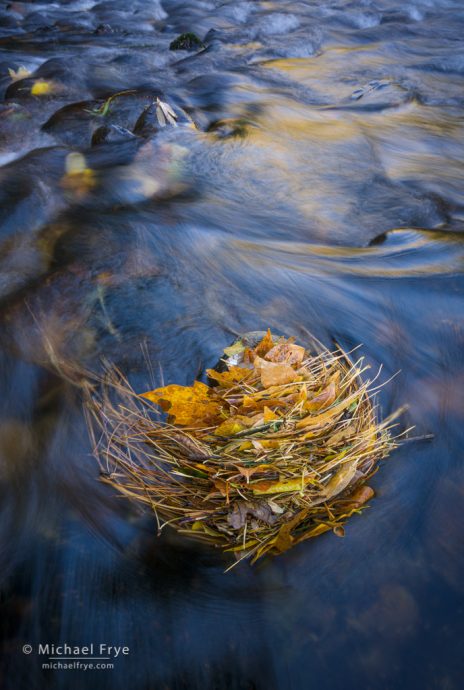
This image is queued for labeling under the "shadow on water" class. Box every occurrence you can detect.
[0,0,463,688]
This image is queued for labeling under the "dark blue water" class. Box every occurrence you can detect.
[0,1,463,688]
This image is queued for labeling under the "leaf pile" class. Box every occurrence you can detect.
[87,331,400,566]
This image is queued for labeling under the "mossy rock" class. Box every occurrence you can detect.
[169,32,205,52]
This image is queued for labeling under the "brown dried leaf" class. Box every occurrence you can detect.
[253,328,274,357]
[227,500,278,530]
[254,356,299,389]
[305,381,337,412]
[265,342,305,366]
[345,485,375,508]
[324,462,358,499]
[273,509,309,552]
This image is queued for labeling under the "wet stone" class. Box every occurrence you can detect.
[133,99,195,138]
[91,124,137,147]
[42,91,158,147]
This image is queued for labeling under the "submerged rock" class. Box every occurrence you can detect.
[91,124,137,146]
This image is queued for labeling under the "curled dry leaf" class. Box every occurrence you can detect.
[324,462,358,499]
[265,342,305,366]
[305,381,337,412]
[227,500,279,529]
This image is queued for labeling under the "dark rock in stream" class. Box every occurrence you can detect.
[91,124,137,146]
[42,91,159,147]
[169,32,205,52]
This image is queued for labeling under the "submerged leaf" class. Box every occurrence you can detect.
[31,80,54,96]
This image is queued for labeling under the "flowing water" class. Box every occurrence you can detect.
[0,1,463,688]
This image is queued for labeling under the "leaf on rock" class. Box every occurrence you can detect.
[31,80,55,96]
[223,341,245,359]
[8,66,31,81]
[296,393,358,429]
[141,380,221,426]
[328,423,357,446]
[234,464,271,482]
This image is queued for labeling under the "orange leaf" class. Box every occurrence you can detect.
[254,356,299,389]
[253,328,274,357]
[345,485,375,508]
[141,380,221,426]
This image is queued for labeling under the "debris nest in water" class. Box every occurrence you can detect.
[86,330,402,566]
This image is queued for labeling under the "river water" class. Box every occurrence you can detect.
[0,1,463,688]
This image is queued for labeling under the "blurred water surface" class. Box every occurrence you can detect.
[0,1,463,688]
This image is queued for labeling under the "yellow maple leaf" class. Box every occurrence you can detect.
[141,380,221,426]
[31,80,54,96]
[206,366,252,387]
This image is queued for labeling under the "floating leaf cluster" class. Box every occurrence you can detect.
[87,331,400,566]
